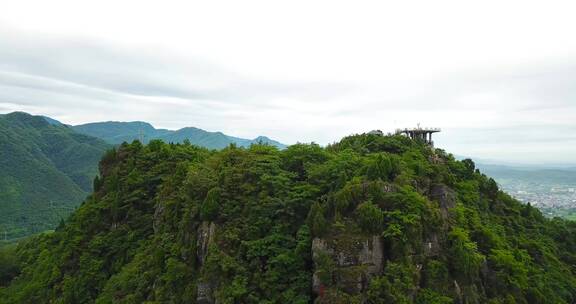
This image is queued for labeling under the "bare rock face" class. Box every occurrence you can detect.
[430,184,456,219]
[196,221,217,304]
[454,280,463,304]
[358,236,384,273]
[312,235,383,298]
[152,202,165,233]
[197,282,215,304]
[423,232,441,257]
[197,221,216,266]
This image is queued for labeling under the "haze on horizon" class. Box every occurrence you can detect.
[0,0,575,165]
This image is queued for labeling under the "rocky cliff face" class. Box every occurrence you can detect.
[425,184,456,257]
[311,182,461,303]
[197,221,216,266]
[197,221,217,304]
[312,234,383,302]
[430,184,456,220]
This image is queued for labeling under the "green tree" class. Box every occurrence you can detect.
[200,187,221,221]
[355,201,384,234]
[308,202,328,236]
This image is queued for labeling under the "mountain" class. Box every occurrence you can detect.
[0,112,110,240]
[41,116,64,126]
[73,121,287,149]
[0,113,283,240]
[477,164,576,185]
[72,121,172,145]
[2,133,576,303]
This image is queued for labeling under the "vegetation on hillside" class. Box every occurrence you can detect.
[1,133,576,303]
[0,112,109,239]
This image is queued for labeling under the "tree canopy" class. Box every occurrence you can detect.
[2,133,576,303]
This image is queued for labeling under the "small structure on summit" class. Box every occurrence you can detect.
[396,124,441,146]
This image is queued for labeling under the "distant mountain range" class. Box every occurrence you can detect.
[477,163,576,185]
[72,121,286,149]
[0,112,110,239]
[454,154,576,170]
[0,112,286,240]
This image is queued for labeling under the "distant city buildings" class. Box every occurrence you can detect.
[499,181,576,218]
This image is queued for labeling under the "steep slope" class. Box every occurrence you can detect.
[2,134,576,303]
[73,121,287,149]
[0,112,110,239]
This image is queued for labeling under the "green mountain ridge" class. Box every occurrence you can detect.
[0,112,110,239]
[1,133,575,303]
[73,121,286,149]
[0,112,284,241]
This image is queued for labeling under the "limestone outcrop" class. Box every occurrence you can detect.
[312,234,383,301]
[197,221,217,304]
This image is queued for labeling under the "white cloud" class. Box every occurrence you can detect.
[0,1,575,164]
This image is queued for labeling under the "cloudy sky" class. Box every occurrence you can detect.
[1,0,575,165]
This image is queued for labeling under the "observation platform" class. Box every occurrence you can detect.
[395,126,441,146]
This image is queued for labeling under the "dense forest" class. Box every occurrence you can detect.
[1,133,576,303]
[0,112,109,240]
[0,112,284,242]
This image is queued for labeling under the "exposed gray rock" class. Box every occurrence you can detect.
[312,270,323,296]
[423,233,441,257]
[152,202,165,233]
[196,221,217,304]
[312,238,328,258]
[312,235,383,296]
[430,184,456,219]
[197,282,214,304]
[197,221,216,266]
[358,236,384,273]
[311,238,328,295]
[454,280,463,304]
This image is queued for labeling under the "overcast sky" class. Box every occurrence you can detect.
[1,0,575,165]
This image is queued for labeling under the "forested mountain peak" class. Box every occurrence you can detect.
[1,133,575,303]
[0,112,110,239]
[78,120,156,130]
[41,116,64,126]
[73,121,159,140]
[3,111,52,128]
